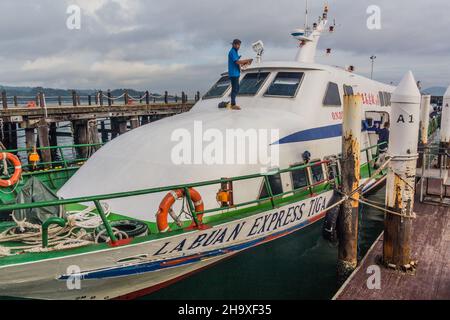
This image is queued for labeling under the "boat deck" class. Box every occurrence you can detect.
[334,178,450,300]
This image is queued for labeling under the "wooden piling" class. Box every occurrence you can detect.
[100,121,108,142]
[124,90,129,105]
[13,96,18,107]
[145,91,150,105]
[118,118,127,135]
[88,95,92,106]
[58,96,62,106]
[130,117,140,129]
[72,90,77,107]
[164,91,168,104]
[107,90,112,107]
[72,119,89,159]
[49,122,59,161]
[37,119,52,168]
[25,127,35,151]
[383,71,421,269]
[1,91,7,109]
[337,94,362,283]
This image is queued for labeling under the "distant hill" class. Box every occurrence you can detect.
[422,87,447,96]
[0,85,153,97]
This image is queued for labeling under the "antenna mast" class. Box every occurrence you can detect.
[304,0,309,34]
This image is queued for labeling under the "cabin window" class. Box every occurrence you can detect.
[384,92,392,106]
[379,91,385,106]
[311,162,325,183]
[259,173,284,199]
[203,76,231,99]
[323,82,342,106]
[290,165,309,190]
[265,72,304,97]
[238,72,270,96]
[343,85,354,95]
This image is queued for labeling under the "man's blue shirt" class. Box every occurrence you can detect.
[228,48,241,78]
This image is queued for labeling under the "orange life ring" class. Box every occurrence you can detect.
[156,188,204,233]
[0,153,22,188]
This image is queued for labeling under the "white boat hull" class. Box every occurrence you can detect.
[0,191,334,300]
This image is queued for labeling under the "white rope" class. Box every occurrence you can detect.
[66,202,111,229]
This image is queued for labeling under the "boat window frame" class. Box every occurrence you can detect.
[263,71,305,98]
[379,91,386,106]
[258,171,284,200]
[289,162,310,191]
[323,82,342,107]
[203,75,232,100]
[310,159,326,184]
[237,71,271,96]
[383,92,392,106]
[343,84,354,96]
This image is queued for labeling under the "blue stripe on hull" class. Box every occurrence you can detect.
[276,124,342,145]
[58,213,325,281]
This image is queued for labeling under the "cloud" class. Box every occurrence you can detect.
[0,0,448,92]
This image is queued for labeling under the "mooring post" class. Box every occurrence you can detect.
[107,90,112,107]
[383,71,421,270]
[72,119,89,159]
[77,94,81,106]
[25,127,36,151]
[13,96,18,107]
[124,90,129,105]
[1,91,7,109]
[164,91,168,104]
[417,95,431,168]
[38,92,45,109]
[145,91,150,105]
[88,95,92,106]
[337,94,363,283]
[440,87,450,166]
[35,94,40,107]
[130,117,140,130]
[71,90,77,107]
[49,122,58,161]
[37,119,52,168]
[58,96,62,106]
[100,121,108,142]
[118,117,127,135]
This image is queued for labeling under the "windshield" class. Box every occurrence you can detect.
[238,72,270,96]
[265,72,304,97]
[203,76,231,99]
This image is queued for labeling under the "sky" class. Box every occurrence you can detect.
[0,0,449,94]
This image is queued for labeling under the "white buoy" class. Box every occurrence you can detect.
[442,86,450,143]
[384,71,421,269]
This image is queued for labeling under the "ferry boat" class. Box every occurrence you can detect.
[0,4,416,300]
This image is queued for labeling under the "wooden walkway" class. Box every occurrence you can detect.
[0,103,194,124]
[334,178,450,300]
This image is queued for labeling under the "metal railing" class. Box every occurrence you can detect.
[0,143,386,248]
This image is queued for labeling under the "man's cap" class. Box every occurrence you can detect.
[232,39,242,45]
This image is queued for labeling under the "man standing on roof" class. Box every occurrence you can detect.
[228,39,253,110]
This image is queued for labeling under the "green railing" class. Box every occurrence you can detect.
[0,143,104,174]
[0,143,386,247]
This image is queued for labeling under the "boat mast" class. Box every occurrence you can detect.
[292,2,329,63]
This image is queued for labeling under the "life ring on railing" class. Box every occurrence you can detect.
[0,153,22,187]
[156,188,204,233]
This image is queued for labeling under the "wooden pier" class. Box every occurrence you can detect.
[0,89,197,164]
[334,178,450,300]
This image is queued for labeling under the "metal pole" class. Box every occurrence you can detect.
[419,95,431,146]
[383,71,421,270]
[370,55,376,80]
[439,86,450,168]
[337,94,362,283]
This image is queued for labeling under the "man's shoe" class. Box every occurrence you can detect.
[230,105,241,110]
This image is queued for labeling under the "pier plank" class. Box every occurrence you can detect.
[334,179,450,300]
